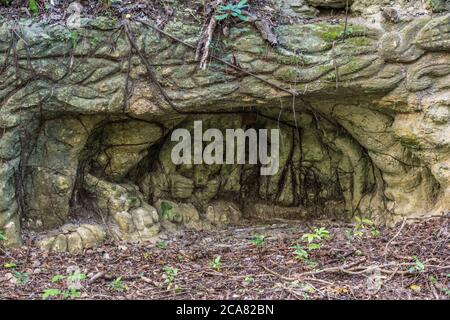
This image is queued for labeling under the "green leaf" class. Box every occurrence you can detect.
[0,232,6,241]
[237,0,248,8]
[215,14,229,21]
[51,275,65,283]
[301,233,317,243]
[42,289,61,299]
[307,243,321,250]
[3,263,17,269]
[28,0,38,15]
[68,271,86,282]
[160,201,173,219]
[237,14,249,21]
[157,241,167,249]
[69,288,81,298]
[244,276,254,285]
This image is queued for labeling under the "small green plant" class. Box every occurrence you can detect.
[67,270,86,282]
[3,262,17,269]
[442,286,450,296]
[370,227,380,237]
[0,231,6,242]
[307,243,321,250]
[314,227,330,239]
[28,0,38,15]
[68,31,78,49]
[250,234,266,248]
[291,245,309,260]
[13,271,29,286]
[243,276,254,285]
[160,201,173,219]
[42,288,80,300]
[349,217,378,239]
[51,275,65,283]
[110,277,127,292]
[408,256,425,273]
[42,289,61,299]
[157,241,168,249]
[215,0,249,22]
[301,227,330,243]
[163,266,179,290]
[210,256,222,271]
[63,288,81,299]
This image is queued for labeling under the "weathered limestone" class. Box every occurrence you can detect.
[36,223,106,253]
[0,1,449,249]
[83,174,161,242]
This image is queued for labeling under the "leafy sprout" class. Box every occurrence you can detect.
[291,245,308,260]
[42,289,61,299]
[3,262,17,269]
[51,275,65,283]
[163,266,179,290]
[13,271,29,286]
[301,227,330,243]
[28,0,38,15]
[160,201,173,219]
[408,256,425,273]
[210,256,222,271]
[215,0,249,22]
[250,234,266,247]
[110,276,127,292]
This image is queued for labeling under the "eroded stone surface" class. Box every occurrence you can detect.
[0,1,449,249]
[36,223,106,253]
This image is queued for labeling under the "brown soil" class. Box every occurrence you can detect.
[1,216,449,300]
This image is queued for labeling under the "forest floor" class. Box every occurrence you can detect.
[0,215,449,300]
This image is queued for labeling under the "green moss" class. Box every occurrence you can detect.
[400,138,422,150]
[340,58,365,74]
[274,52,311,66]
[314,23,367,43]
[346,36,371,47]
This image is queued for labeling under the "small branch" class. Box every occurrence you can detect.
[196,16,218,70]
[384,217,407,262]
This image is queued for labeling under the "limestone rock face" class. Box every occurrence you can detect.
[306,0,353,9]
[36,223,106,253]
[0,1,449,249]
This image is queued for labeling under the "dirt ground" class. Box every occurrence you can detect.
[0,215,449,300]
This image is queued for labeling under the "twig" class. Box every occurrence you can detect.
[196,16,218,70]
[384,217,407,262]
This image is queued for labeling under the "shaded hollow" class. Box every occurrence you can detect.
[1,7,449,250]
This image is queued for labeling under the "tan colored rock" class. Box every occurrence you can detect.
[113,211,134,234]
[36,236,56,251]
[67,232,84,254]
[306,0,353,8]
[80,224,106,242]
[52,234,68,252]
[77,226,99,249]
[205,202,242,227]
[36,223,106,253]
